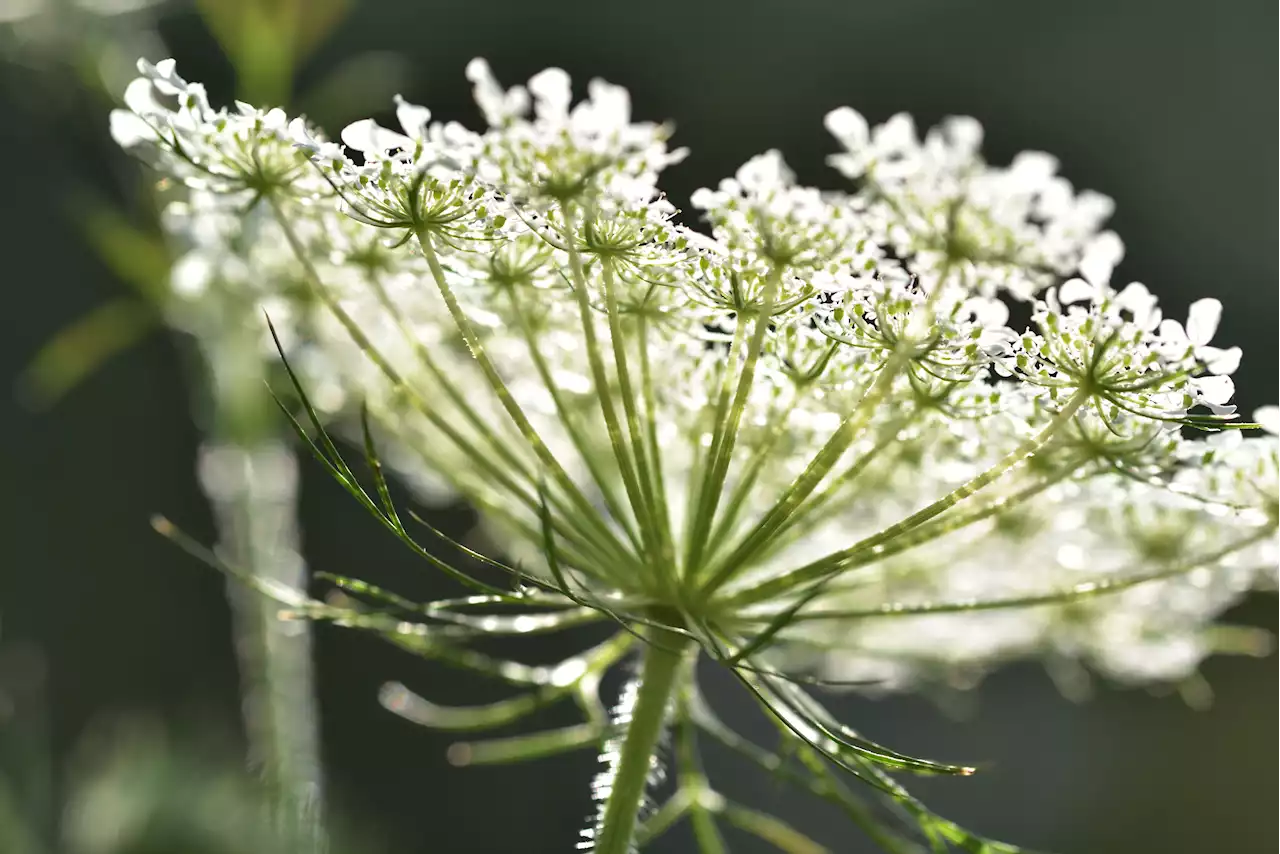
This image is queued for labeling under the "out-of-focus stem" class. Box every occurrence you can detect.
[0,643,53,853]
[194,327,323,846]
[199,438,323,843]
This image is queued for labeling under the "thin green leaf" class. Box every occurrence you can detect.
[266,317,509,596]
[18,298,158,409]
[764,676,976,777]
[720,802,829,854]
[317,572,420,613]
[77,205,171,299]
[446,723,602,766]
[405,509,528,578]
[689,690,923,854]
[379,681,567,731]
[151,515,308,608]
[358,401,403,527]
[634,790,697,846]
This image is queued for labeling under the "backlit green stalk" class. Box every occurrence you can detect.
[414,225,637,573]
[559,206,662,563]
[686,266,783,574]
[593,627,692,854]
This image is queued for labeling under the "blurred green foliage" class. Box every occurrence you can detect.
[195,0,350,104]
[0,640,330,854]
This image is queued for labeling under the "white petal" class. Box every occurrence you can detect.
[528,67,572,122]
[142,58,185,95]
[1158,318,1187,344]
[824,106,868,148]
[262,108,287,132]
[1075,190,1116,227]
[1201,345,1242,376]
[394,95,432,141]
[876,113,917,150]
[1115,281,1160,329]
[939,115,983,156]
[1008,151,1059,186]
[1079,231,1124,287]
[1034,176,1072,217]
[1057,278,1095,305]
[584,78,630,129]
[1185,298,1222,346]
[341,119,412,153]
[689,187,717,210]
[109,109,156,148]
[963,296,1008,327]
[464,57,492,83]
[123,77,163,116]
[1193,375,1234,405]
[735,150,792,192]
[1253,405,1280,435]
[288,117,317,150]
[466,57,509,126]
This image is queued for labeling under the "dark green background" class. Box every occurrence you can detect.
[1,1,1276,852]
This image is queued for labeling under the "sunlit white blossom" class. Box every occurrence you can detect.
[115,57,1278,854]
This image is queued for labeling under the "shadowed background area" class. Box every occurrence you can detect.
[1,0,1276,852]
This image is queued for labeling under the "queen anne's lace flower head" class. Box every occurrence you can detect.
[114,57,1278,854]
[113,59,316,201]
[1004,277,1243,435]
[825,106,1121,301]
[464,59,687,208]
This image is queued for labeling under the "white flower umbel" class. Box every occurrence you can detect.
[117,58,1279,854]
[825,107,1119,301]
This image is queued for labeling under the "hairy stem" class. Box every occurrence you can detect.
[593,627,692,854]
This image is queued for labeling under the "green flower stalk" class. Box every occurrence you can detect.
[116,57,1278,853]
